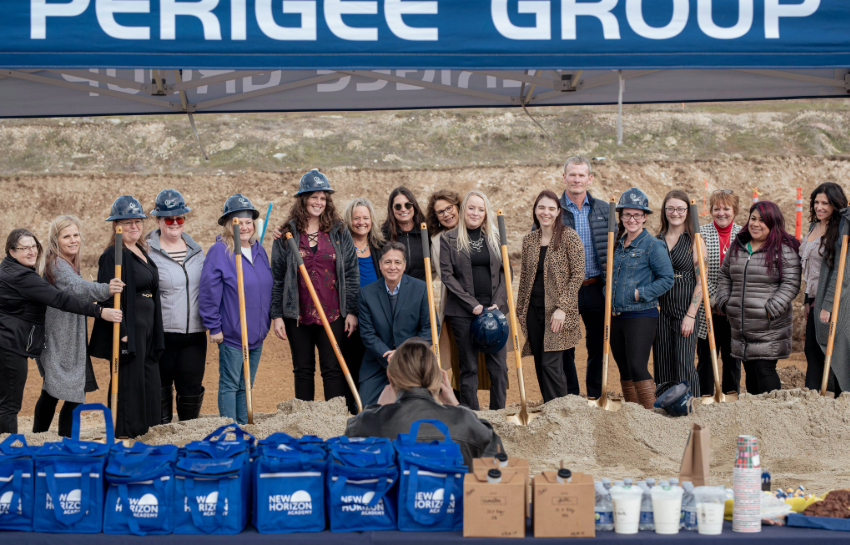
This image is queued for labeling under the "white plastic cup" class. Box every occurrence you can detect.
[693,486,727,535]
[610,485,643,534]
[651,486,684,534]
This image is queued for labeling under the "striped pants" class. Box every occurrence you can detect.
[653,312,700,398]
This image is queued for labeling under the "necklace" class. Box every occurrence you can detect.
[469,231,485,252]
[355,244,369,255]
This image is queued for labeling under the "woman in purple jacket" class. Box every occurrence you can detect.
[199,194,273,425]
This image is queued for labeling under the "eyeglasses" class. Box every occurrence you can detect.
[622,213,645,222]
[393,202,414,211]
[164,217,185,225]
[14,245,38,253]
[712,189,734,195]
[435,204,455,217]
[665,207,687,215]
[118,220,143,227]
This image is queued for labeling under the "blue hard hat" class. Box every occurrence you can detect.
[150,188,191,217]
[294,169,334,196]
[470,309,510,354]
[654,382,693,417]
[616,187,653,214]
[218,193,260,226]
[105,195,147,222]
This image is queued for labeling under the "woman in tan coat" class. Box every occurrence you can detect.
[517,190,585,403]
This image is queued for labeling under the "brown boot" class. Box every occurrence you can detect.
[620,380,638,404]
[634,380,657,410]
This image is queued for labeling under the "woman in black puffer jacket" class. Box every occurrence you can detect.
[715,201,801,395]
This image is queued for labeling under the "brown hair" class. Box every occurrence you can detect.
[5,228,44,270]
[531,190,565,251]
[425,189,461,237]
[281,191,341,236]
[387,337,442,399]
[709,190,741,217]
[382,187,426,241]
[658,189,695,241]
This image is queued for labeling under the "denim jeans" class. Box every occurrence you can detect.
[218,343,262,425]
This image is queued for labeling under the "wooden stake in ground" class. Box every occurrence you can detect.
[588,198,621,412]
[823,218,850,396]
[285,232,363,413]
[498,210,538,426]
[232,218,254,424]
[110,226,122,429]
[690,200,735,403]
[420,223,441,366]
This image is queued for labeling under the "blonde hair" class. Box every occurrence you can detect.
[221,218,256,255]
[42,215,83,282]
[387,338,442,399]
[456,190,500,254]
[343,197,385,249]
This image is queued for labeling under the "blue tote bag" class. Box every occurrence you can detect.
[33,403,114,534]
[253,432,327,534]
[103,442,179,536]
[326,437,398,532]
[173,424,254,535]
[395,419,467,532]
[0,435,34,531]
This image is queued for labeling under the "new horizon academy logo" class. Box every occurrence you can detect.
[269,490,312,515]
[115,493,159,519]
[0,490,22,515]
[186,491,229,517]
[46,489,82,516]
[414,488,456,514]
[340,490,385,516]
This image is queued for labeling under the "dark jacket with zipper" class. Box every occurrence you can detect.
[345,387,503,468]
[382,226,427,282]
[146,230,205,334]
[0,255,100,359]
[270,220,359,321]
[89,245,166,361]
[714,233,801,361]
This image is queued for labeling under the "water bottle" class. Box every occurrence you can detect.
[646,478,656,488]
[681,482,698,530]
[595,482,615,531]
[602,478,612,490]
[638,481,655,531]
[614,480,624,488]
[670,478,679,486]
[624,478,633,486]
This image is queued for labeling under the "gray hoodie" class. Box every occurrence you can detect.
[147,230,206,334]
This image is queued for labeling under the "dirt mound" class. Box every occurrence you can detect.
[779,365,807,390]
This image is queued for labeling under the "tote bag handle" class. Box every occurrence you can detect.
[399,419,453,445]
[0,469,23,518]
[71,403,114,446]
[0,434,29,455]
[331,473,393,508]
[405,466,456,525]
[116,477,167,536]
[44,465,92,526]
[184,477,229,533]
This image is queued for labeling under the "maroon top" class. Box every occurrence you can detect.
[297,231,341,325]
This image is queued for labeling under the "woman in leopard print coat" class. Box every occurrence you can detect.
[517,190,585,403]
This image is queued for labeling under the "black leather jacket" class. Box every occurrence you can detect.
[344,388,503,468]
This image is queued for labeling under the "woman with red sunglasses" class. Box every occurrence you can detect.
[146,189,207,424]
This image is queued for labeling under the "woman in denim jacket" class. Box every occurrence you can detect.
[609,188,674,409]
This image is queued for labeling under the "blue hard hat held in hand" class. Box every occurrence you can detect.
[218,193,260,226]
[295,169,334,196]
[150,188,191,217]
[470,309,510,354]
[105,195,147,222]
[616,187,653,214]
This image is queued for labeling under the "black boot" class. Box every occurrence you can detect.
[161,385,173,425]
[176,387,205,422]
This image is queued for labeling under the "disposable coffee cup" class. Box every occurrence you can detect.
[693,486,729,535]
[487,469,502,484]
[556,469,572,484]
[651,485,684,534]
[610,485,643,534]
[494,453,508,467]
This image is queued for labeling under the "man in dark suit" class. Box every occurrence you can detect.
[358,241,436,406]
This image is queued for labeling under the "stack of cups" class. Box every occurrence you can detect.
[732,435,762,532]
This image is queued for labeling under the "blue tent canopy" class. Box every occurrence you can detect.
[0,0,847,118]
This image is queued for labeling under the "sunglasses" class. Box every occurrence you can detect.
[712,189,734,195]
[393,202,414,211]
[164,217,185,225]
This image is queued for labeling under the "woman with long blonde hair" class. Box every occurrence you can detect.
[34,215,124,436]
[439,190,509,410]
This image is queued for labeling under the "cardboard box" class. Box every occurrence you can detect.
[472,457,530,515]
[532,472,596,538]
[463,468,527,538]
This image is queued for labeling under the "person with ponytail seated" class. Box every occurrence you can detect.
[345,337,503,468]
